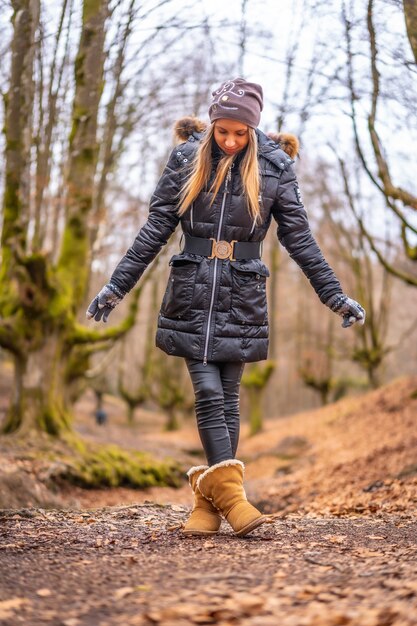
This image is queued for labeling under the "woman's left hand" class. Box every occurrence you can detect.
[326,294,366,328]
[86,283,125,323]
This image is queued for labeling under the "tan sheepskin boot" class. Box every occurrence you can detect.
[197,460,266,537]
[182,465,222,536]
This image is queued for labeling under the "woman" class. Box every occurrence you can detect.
[87,78,365,537]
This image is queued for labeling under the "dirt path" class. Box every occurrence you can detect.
[1,376,417,624]
[1,505,416,626]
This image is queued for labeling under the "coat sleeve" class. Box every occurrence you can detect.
[109,148,182,293]
[271,162,343,304]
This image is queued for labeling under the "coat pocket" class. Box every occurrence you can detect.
[230,260,270,326]
[160,254,202,320]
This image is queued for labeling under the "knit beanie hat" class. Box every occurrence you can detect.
[209,78,263,128]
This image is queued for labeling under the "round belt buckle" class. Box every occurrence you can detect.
[214,240,232,259]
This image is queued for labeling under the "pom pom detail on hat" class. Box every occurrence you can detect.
[209,78,263,128]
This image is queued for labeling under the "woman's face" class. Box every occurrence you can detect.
[213,119,250,156]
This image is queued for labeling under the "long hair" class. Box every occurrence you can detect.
[178,124,261,223]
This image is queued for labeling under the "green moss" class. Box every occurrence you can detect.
[0,432,183,490]
[242,360,275,389]
[37,406,72,437]
[63,443,183,489]
[2,405,23,434]
[81,147,95,164]
[63,432,87,454]
[2,177,23,246]
[65,347,91,384]
[70,304,137,343]
[53,220,89,313]
[83,0,104,24]
[0,274,21,317]
[241,362,276,436]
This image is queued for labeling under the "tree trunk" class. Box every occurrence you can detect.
[165,407,179,432]
[3,335,71,435]
[242,361,275,436]
[57,0,108,308]
[247,387,263,436]
[269,234,280,360]
[368,365,380,390]
[127,403,135,425]
[0,0,110,436]
[1,0,40,282]
[404,0,417,64]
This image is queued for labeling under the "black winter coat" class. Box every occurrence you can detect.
[110,120,342,363]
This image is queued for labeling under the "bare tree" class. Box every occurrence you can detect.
[403,0,417,63]
[343,0,417,285]
[0,0,143,435]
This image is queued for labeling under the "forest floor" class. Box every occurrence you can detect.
[0,372,416,625]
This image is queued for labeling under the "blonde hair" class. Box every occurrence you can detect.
[178,124,261,223]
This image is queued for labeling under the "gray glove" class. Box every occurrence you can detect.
[326,293,366,328]
[86,283,125,323]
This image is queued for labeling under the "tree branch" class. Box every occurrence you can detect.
[71,258,158,345]
[366,0,417,210]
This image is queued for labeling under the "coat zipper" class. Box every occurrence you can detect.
[203,166,232,366]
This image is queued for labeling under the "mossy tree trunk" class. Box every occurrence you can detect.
[240,234,278,436]
[298,316,336,406]
[323,161,392,389]
[242,360,275,436]
[165,407,180,432]
[0,0,140,437]
[3,333,71,434]
[152,350,188,432]
[157,360,187,432]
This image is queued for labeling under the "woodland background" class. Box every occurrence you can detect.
[0,3,417,624]
[0,0,416,470]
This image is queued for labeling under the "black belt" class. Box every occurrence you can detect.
[182,233,262,261]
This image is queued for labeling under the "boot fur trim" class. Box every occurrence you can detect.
[186,465,208,479]
[195,459,245,492]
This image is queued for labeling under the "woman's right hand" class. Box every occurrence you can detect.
[86,283,125,323]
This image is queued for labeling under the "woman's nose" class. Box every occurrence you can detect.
[225,137,236,147]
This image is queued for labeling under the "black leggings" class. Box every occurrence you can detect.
[185,359,245,466]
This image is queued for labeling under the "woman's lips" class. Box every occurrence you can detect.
[223,148,238,155]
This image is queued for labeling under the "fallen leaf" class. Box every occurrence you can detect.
[366,535,385,540]
[324,535,346,544]
[355,548,384,558]
[114,587,135,600]
[0,597,28,620]
[36,588,52,597]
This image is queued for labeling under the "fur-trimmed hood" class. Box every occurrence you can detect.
[173,116,299,160]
